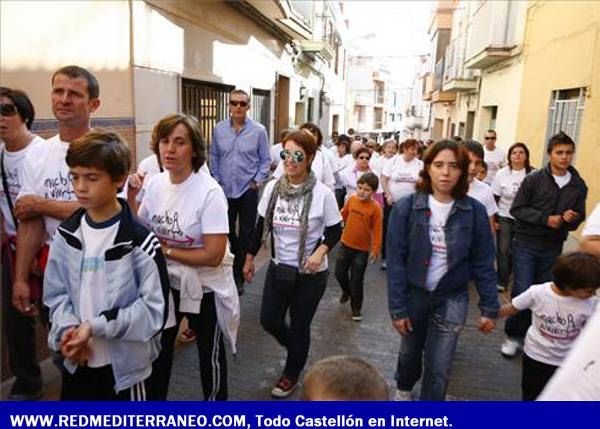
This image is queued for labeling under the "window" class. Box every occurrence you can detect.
[252,88,271,136]
[307,97,315,122]
[543,87,585,163]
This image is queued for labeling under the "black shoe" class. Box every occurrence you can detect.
[352,310,363,322]
[235,278,245,296]
[339,293,350,304]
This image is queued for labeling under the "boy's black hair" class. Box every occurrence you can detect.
[462,139,484,160]
[552,252,600,291]
[66,131,131,187]
[547,131,575,154]
[357,172,379,191]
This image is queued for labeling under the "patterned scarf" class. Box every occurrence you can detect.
[262,171,317,268]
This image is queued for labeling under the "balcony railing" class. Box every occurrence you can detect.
[433,58,444,91]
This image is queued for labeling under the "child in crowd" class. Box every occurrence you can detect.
[335,172,382,322]
[499,252,600,400]
[476,161,488,182]
[43,132,170,400]
[303,355,389,400]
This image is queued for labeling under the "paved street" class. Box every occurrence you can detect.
[5,238,578,401]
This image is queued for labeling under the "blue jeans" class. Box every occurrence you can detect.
[396,288,468,400]
[504,238,562,339]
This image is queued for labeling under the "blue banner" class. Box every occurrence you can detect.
[0,402,596,429]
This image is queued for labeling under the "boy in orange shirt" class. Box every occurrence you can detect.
[335,172,383,321]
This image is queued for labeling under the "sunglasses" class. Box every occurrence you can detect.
[358,156,371,160]
[229,100,249,108]
[280,149,305,163]
[484,136,496,140]
[0,103,18,117]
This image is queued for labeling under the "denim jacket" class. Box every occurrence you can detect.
[387,192,499,320]
[43,199,170,392]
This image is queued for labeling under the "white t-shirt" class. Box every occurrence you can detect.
[468,179,498,217]
[582,203,600,237]
[138,170,229,288]
[0,137,44,236]
[513,282,598,366]
[382,156,423,202]
[425,195,454,291]
[491,166,527,219]
[539,305,600,400]
[18,135,77,242]
[79,213,120,367]
[553,171,572,189]
[270,143,283,169]
[483,146,507,185]
[258,180,341,272]
[273,150,335,190]
[339,165,371,199]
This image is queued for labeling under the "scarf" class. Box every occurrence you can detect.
[262,171,317,269]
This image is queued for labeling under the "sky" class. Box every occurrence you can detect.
[341,1,432,87]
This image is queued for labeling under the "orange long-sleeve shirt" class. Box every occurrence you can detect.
[340,195,383,255]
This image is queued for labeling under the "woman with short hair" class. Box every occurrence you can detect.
[244,130,342,398]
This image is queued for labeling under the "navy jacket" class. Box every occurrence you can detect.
[387,192,499,320]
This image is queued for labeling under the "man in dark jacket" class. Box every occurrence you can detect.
[501,131,587,357]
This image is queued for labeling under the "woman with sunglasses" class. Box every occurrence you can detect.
[273,123,335,190]
[137,114,239,400]
[339,147,373,202]
[491,142,534,293]
[0,87,45,400]
[243,130,342,398]
[387,140,499,401]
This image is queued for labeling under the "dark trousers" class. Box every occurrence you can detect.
[260,262,328,379]
[335,244,369,312]
[227,188,259,284]
[335,187,346,210]
[504,238,562,339]
[396,288,468,400]
[382,201,393,260]
[496,216,515,288]
[148,289,227,400]
[522,353,557,401]
[1,250,42,396]
[61,365,150,400]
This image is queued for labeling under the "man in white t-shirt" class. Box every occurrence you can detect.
[463,140,498,235]
[483,130,506,185]
[580,202,600,257]
[12,65,100,316]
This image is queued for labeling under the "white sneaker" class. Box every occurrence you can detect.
[381,260,387,270]
[394,389,413,401]
[500,338,522,358]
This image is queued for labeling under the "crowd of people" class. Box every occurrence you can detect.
[1,64,599,402]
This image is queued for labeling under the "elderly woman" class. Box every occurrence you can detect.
[339,147,372,202]
[136,114,239,400]
[244,130,342,398]
[387,139,499,401]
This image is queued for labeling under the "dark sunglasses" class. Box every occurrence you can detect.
[280,149,305,163]
[229,100,248,108]
[0,103,18,117]
[484,136,496,140]
[358,155,371,160]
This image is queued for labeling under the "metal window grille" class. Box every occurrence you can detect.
[252,88,271,136]
[543,88,585,164]
[181,78,234,148]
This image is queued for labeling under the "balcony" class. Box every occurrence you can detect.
[423,73,434,101]
[431,57,456,103]
[298,39,334,61]
[405,115,423,130]
[443,48,477,93]
[464,0,520,69]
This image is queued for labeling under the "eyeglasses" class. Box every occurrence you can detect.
[0,104,18,117]
[358,156,371,160]
[280,149,305,163]
[229,100,249,108]
[484,136,496,140]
